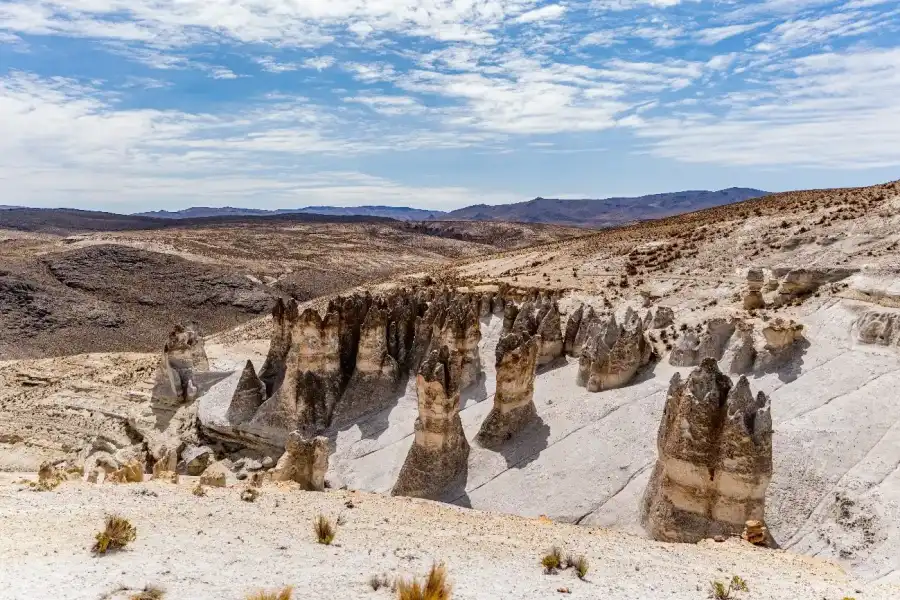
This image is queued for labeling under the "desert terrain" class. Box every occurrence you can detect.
[1,181,899,599]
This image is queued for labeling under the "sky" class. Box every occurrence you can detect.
[1,0,899,212]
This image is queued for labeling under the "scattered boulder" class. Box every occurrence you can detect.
[392,347,470,499]
[179,445,214,476]
[771,267,855,305]
[642,360,772,543]
[271,431,330,491]
[151,324,211,405]
[199,461,231,487]
[476,332,539,447]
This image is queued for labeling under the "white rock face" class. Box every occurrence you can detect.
[576,308,650,392]
[271,431,330,491]
[855,311,900,347]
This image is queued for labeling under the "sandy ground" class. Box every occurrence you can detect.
[1,473,895,600]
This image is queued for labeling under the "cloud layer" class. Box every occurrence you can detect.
[1,0,898,209]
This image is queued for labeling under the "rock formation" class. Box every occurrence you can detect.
[431,297,482,393]
[225,361,266,425]
[563,304,584,355]
[151,324,212,405]
[856,310,900,347]
[755,318,805,372]
[576,308,651,392]
[258,298,299,396]
[720,321,756,375]
[743,268,766,310]
[669,318,737,367]
[650,306,675,329]
[392,347,470,499]
[271,430,330,491]
[476,332,539,447]
[641,359,772,543]
[502,299,564,366]
[771,267,855,306]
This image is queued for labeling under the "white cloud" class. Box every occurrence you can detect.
[515,4,567,23]
[627,47,900,168]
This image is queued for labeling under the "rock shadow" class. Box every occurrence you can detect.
[441,463,472,509]
[489,414,551,469]
[755,338,811,384]
[460,372,489,409]
[536,355,570,376]
[332,375,411,441]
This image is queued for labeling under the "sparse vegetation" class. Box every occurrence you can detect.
[369,573,394,592]
[397,563,451,600]
[709,575,748,600]
[130,585,165,600]
[541,546,563,573]
[241,487,259,502]
[192,482,206,497]
[570,555,589,580]
[313,513,335,545]
[245,586,293,600]
[92,514,137,555]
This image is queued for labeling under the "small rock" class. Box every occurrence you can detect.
[261,456,275,469]
[243,459,263,472]
[236,471,248,481]
[199,461,230,488]
[180,445,214,476]
[557,588,571,594]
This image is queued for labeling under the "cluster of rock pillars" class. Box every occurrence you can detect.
[139,268,872,544]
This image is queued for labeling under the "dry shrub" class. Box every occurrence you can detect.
[92,514,137,555]
[192,482,206,497]
[397,563,450,600]
[246,586,293,600]
[130,585,165,600]
[313,514,335,545]
[369,573,394,592]
[541,546,563,573]
[241,487,260,502]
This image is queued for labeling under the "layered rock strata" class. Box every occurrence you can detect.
[641,359,773,543]
[476,331,539,447]
[392,347,470,499]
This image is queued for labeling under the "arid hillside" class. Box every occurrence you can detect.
[0,218,580,358]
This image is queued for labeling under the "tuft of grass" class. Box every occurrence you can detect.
[245,586,293,600]
[709,575,748,600]
[92,514,136,555]
[571,555,589,580]
[241,487,259,502]
[541,546,563,574]
[130,585,165,600]
[369,573,394,592]
[192,482,206,497]
[397,563,451,600]
[313,514,335,545]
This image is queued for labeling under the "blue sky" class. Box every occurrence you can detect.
[1,0,899,212]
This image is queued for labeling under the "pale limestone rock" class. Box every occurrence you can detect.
[771,267,855,305]
[179,445,214,476]
[432,298,482,392]
[476,332,539,447]
[335,304,401,424]
[392,348,470,499]
[720,321,756,375]
[669,319,736,367]
[576,308,649,392]
[856,310,900,347]
[641,360,772,543]
[271,431,330,491]
[743,268,766,310]
[258,298,298,396]
[151,324,210,405]
[199,461,231,487]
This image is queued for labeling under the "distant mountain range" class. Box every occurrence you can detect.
[136,205,446,221]
[131,188,767,228]
[443,188,769,228]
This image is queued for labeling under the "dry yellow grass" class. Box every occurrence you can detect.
[313,514,335,545]
[130,585,165,599]
[92,514,137,555]
[245,586,293,600]
[397,563,451,600]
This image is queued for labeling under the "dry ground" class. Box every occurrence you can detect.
[0,474,894,600]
